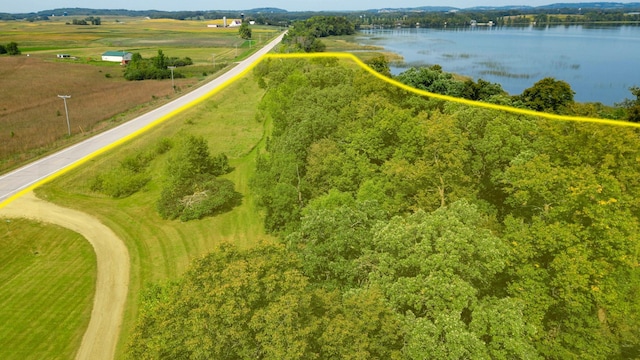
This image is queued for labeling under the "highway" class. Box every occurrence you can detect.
[0,31,286,205]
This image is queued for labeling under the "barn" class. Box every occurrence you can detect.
[101,51,133,64]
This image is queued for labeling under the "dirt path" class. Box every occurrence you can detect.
[0,192,129,360]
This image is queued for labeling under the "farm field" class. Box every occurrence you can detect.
[0,218,96,360]
[0,16,281,173]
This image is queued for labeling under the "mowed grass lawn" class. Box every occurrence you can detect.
[35,71,273,357]
[0,219,96,360]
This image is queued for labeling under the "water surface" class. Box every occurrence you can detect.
[359,25,640,105]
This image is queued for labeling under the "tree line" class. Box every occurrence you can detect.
[126,57,640,358]
[123,50,192,81]
[68,16,101,25]
[365,10,640,28]
[281,16,355,53]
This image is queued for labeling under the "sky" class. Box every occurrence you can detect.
[5,0,593,13]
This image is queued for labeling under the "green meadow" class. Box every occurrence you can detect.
[0,219,96,359]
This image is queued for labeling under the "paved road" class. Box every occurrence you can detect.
[0,32,286,205]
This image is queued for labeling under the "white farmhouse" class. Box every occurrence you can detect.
[101,51,133,64]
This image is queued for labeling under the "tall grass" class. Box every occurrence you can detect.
[0,219,96,360]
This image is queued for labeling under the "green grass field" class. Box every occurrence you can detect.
[35,71,273,357]
[0,219,96,360]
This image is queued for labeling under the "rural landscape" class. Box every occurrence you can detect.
[1,3,640,360]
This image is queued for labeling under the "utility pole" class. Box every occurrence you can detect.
[167,66,176,91]
[57,95,71,136]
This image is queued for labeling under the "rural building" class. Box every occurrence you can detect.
[56,54,71,58]
[207,16,242,28]
[101,51,133,64]
[207,18,243,28]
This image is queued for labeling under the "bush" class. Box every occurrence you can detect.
[90,168,151,198]
[179,178,240,221]
[89,143,169,198]
[156,135,239,221]
[211,153,231,176]
[157,176,240,221]
[154,137,173,155]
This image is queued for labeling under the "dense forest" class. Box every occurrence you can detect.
[127,56,640,358]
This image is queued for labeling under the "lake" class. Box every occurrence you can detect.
[358,25,640,105]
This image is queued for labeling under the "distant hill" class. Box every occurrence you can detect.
[0,7,289,20]
[2,3,640,19]
[375,6,458,12]
[248,8,288,14]
[537,2,640,9]
[383,2,640,12]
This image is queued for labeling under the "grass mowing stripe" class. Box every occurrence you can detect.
[0,219,96,360]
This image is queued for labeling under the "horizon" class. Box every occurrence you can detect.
[5,1,640,14]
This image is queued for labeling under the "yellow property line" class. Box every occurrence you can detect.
[265,52,640,128]
[1,50,636,209]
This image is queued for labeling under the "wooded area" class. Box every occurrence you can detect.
[127,57,639,359]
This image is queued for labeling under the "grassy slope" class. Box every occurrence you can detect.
[35,73,272,358]
[0,219,96,360]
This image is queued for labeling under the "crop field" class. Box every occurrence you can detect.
[0,16,281,173]
[0,218,96,360]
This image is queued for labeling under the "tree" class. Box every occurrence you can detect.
[518,77,575,113]
[286,193,387,289]
[127,243,404,359]
[152,49,166,70]
[395,65,465,97]
[460,78,506,101]
[239,22,252,39]
[359,201,539,359]
[5,42,20,56]
[156,135,239,221]
[618,86,640,122]
[365,55,391,77]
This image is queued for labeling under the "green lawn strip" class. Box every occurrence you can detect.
[0,219,96,360]
[35,72,272,358]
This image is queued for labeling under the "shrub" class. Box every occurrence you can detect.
[211,152,231,176]
[90,168,151,198]
[156,135,240,220]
